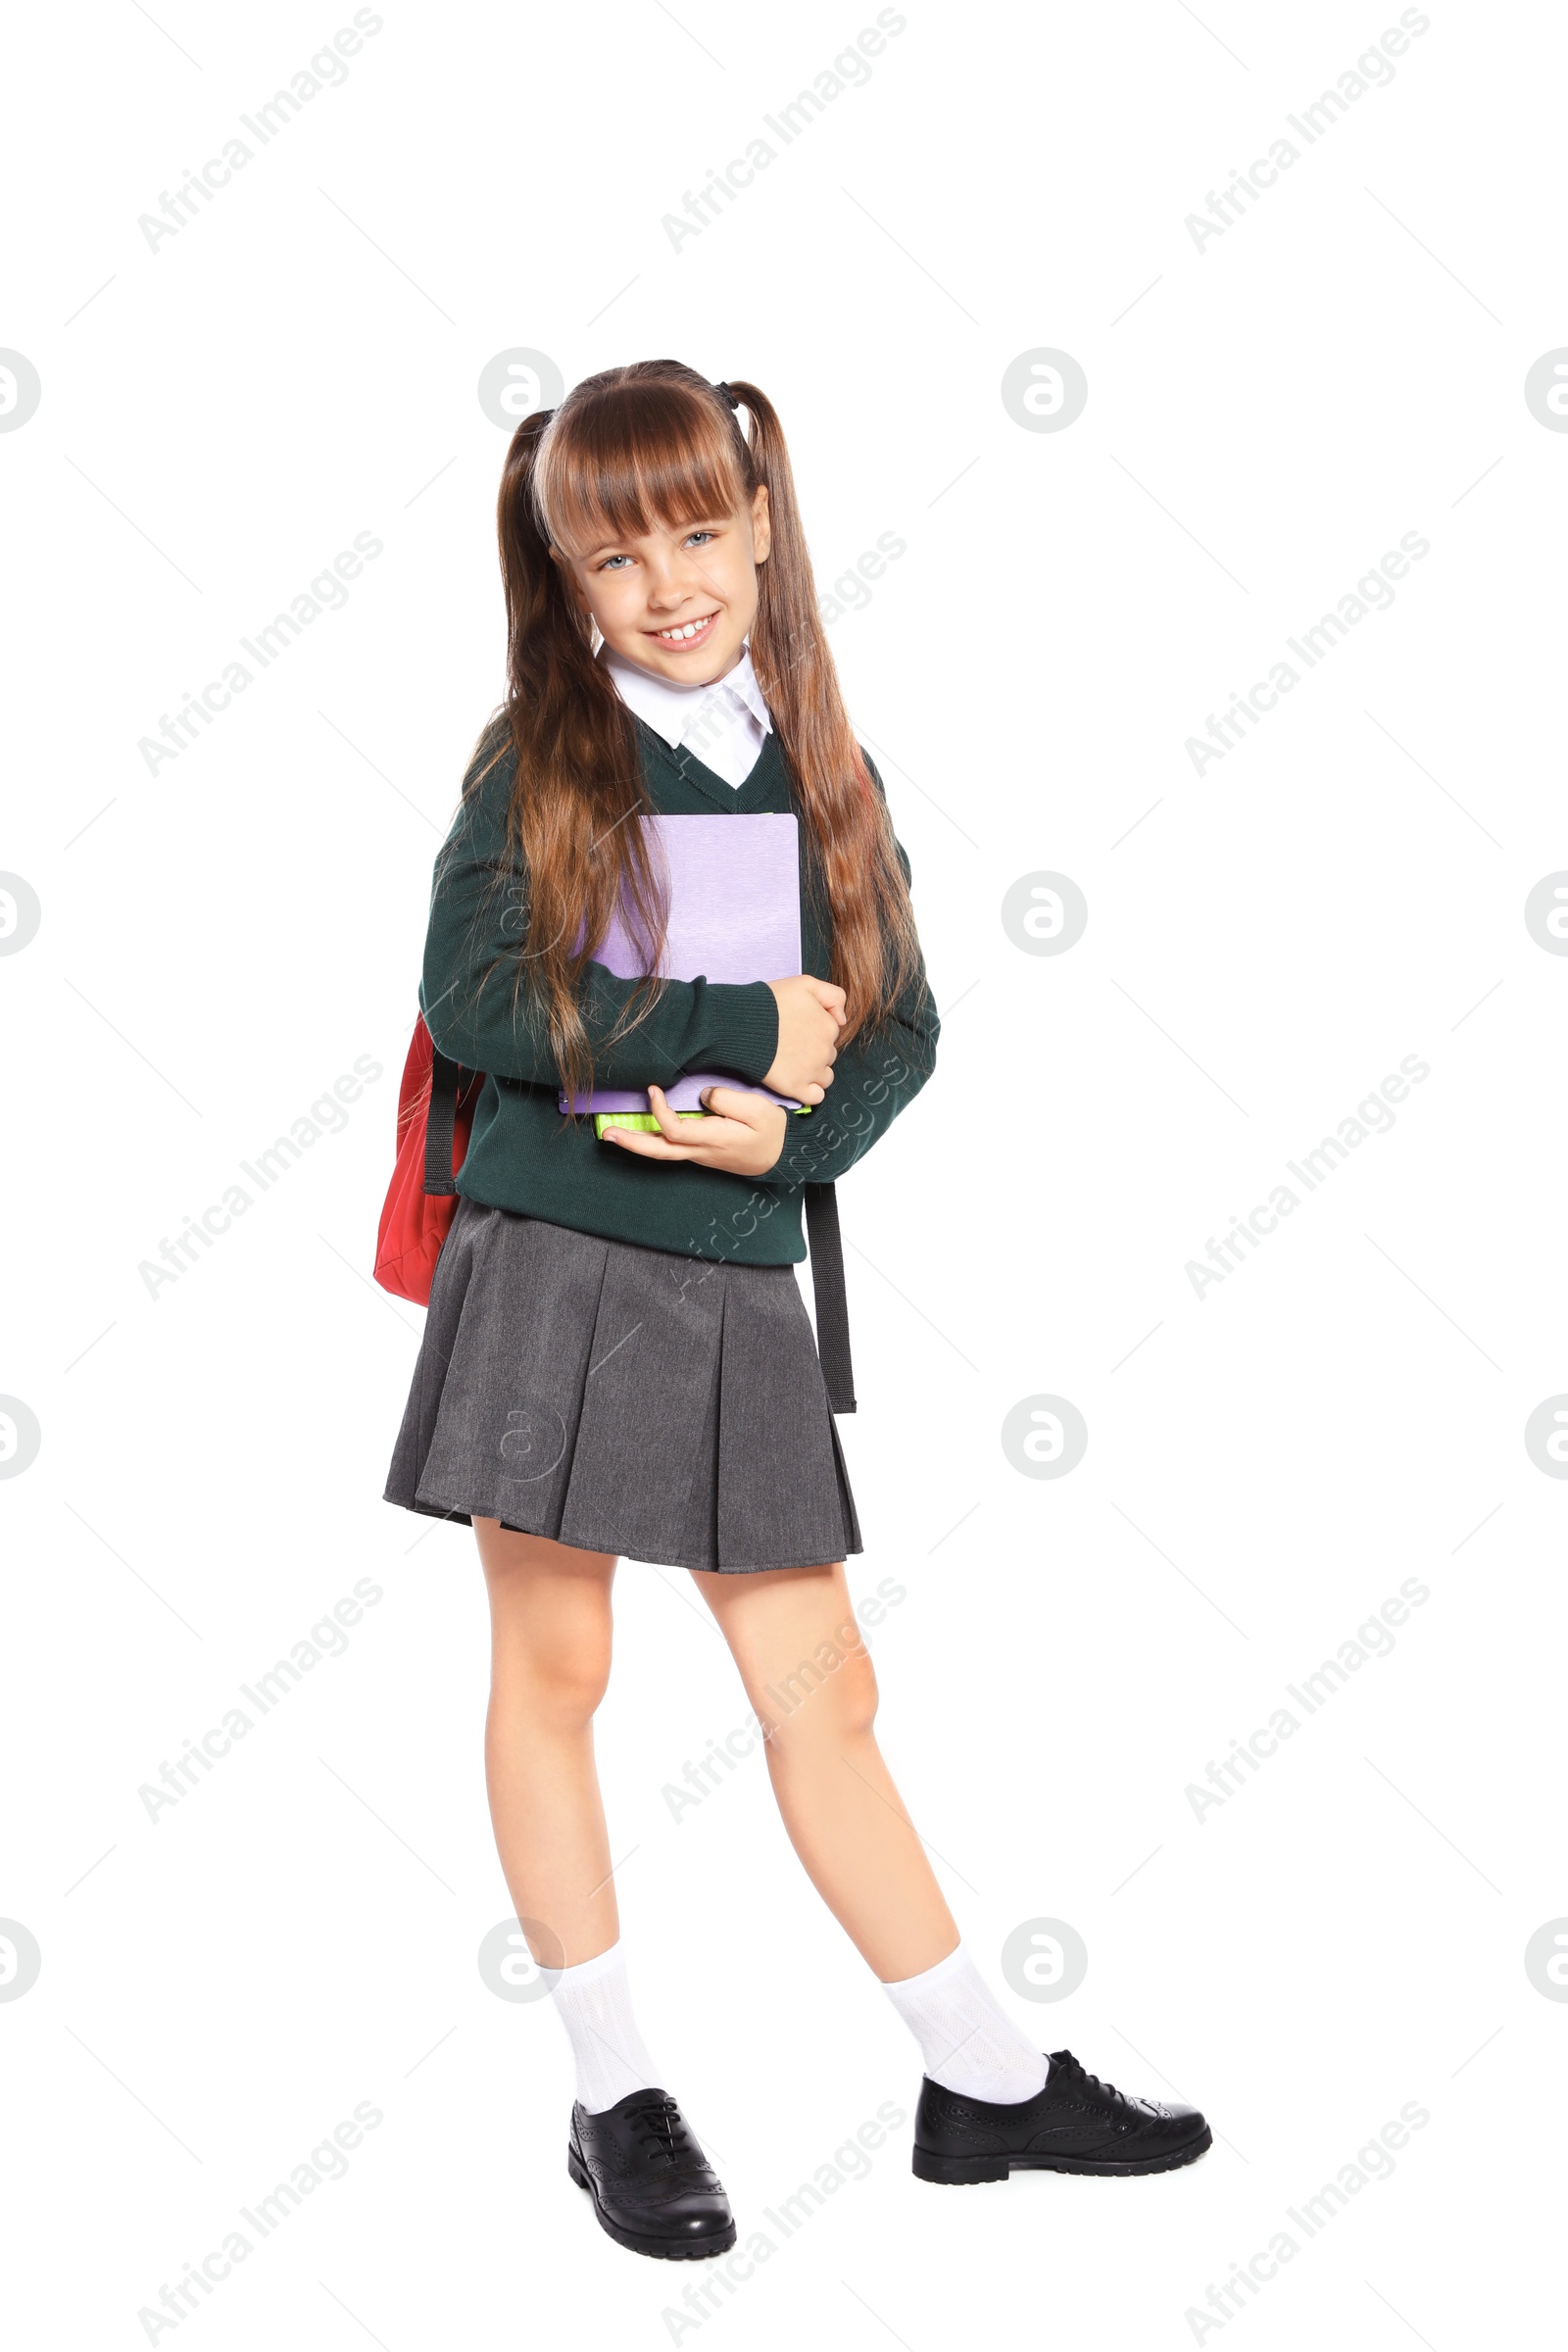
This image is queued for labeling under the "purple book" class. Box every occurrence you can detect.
[559,813,802,1117]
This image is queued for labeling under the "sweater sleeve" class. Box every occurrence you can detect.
[758,770,940,1194]
[418,738,780,1092]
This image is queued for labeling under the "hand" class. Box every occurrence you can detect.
[764,974,846,1104]
[604,1085,789,1177]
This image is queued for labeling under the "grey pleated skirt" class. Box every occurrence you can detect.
[384,1198,861,1573]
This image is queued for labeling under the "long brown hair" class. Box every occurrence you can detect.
[472,359,921,1108]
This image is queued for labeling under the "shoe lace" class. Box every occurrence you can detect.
[1053,2049,1124,2103]
[626,2096,696,2168]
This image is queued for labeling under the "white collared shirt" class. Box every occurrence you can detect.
[601,642,772,789]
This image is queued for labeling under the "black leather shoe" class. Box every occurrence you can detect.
[567,2090,737,2258]
[912,2049,1211,2182]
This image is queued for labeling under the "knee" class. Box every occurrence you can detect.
[834,1647,881,1740]
[516,1637,612,1733]
[759,1642,880,1751]
[490,1602,613,1733]
[482,1534,614,1732]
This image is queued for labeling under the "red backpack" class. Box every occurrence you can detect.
[373,1017,480,1304]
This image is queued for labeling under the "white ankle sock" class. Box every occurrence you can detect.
[548,1943,664,2113]
[883,1942,1052,2104]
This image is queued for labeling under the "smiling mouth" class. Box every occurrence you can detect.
[648,611,719,646]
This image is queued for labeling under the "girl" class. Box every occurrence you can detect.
[385,361,1209,2260]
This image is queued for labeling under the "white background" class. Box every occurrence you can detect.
[4,2,1564,2344]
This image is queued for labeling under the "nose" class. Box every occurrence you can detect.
[644,545,710,612]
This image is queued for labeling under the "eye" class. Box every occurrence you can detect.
[684,529,715,547]
[597,554,632,570]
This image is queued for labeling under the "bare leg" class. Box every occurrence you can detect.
[691,1561,958,1983]
[475,1520,619,1969]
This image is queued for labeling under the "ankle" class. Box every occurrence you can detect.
[883,1940,1051,2106]
[549,1941,665,2114]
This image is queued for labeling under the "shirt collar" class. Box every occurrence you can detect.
[600,642,772,750]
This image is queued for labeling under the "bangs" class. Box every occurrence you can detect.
[535,380,749,560]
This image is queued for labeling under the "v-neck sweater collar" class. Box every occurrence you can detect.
[630,710,792,816]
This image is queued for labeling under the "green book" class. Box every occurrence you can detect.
[594,1106,812,1139]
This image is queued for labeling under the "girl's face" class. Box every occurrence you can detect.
[554,484,770,687]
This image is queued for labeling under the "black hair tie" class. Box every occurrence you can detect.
[713,381,741,412]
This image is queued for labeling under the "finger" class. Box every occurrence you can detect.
[606,1126,698,1160]
[700,1086,762,1123]
[645,1083,688,1142]
[674,1117,751,1151]
[800,1084,825,1105]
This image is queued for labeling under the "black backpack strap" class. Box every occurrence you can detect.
[805,1182,857,1414]
[423,1051,465,1197]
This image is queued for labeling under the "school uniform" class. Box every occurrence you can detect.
[384,654,938,1571]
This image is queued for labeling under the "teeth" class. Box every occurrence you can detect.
[659,615,712,641]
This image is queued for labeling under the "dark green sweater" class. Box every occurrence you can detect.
[418,715,939,1265]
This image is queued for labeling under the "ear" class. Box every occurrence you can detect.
[751,482,771,565]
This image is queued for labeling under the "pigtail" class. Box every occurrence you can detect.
[485,408,667,1111]
[721,379,923,1040]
